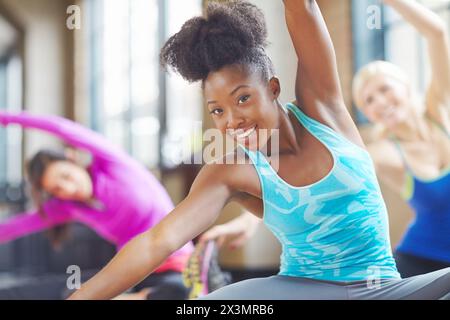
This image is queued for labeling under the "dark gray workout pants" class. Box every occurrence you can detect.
[200,267,450,300]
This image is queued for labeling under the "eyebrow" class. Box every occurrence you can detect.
[230,85,250,96]
[207,85,250,105]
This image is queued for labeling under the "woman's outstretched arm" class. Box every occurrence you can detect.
[68,163,234,300]
[0,111,128,162]
[383,0,450,122]
[282,0,364,146]
[0,200,74,244]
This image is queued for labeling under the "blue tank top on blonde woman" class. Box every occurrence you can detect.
[239,103,401,282]
[394,120,450,263]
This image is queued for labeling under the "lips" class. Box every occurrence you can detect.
[236,126,257,139]
[229,125,257,141]
[381,107,396,119]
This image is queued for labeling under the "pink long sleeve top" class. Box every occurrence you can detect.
[0,112,194,273]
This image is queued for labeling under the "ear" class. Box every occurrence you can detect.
[268,77,281,100]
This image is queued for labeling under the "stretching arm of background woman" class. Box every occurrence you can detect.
[68,163,234,300]
[0,200,74,244]
[0,111,128,162]
[383,0,450,119]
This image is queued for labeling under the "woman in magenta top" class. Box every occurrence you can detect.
[0,111,194,299]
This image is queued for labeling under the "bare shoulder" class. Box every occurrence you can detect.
[197,151,260,197]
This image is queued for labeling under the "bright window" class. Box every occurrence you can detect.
[0,55,23,185]
[0,53,23,221]
[163,0,203,168]
[87,0,202,169]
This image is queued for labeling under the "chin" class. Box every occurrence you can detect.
[75,193,87,202]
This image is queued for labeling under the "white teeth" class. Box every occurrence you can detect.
[235,126,256,140]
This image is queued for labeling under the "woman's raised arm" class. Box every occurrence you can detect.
[383,0,450,122]
[282,0,364,146]
[0,111,128,162]
[383,0,450,95]
[0,201,74,244]
[283,0,344,109]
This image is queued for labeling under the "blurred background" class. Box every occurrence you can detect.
[0,0,449,298]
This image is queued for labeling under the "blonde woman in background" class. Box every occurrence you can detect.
[353,0,450,277]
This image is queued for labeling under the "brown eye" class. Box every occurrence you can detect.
[238,95,250,104]
[210,108,223,116]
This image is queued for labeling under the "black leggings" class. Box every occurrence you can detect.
[394,251,450,278]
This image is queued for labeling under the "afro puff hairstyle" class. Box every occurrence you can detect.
[160,0,275,84]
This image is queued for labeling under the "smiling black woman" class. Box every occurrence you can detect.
[68,0,450,300]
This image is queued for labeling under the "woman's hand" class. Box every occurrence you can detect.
[198,212,261,250]
[381,0,447,39]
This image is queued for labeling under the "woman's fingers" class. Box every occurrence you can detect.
[228,233,250,250]
[199,223,247,249]
[214,235,225,248]
[199,225,225,243]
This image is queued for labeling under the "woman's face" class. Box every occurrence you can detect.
[203,64,280,151]
[41,161,93,201]
[358,74,411,129]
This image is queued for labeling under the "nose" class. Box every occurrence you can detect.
[372,94,390,111]
[59,181,77,197]
[226,109,245,131]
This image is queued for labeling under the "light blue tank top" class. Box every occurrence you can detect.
[240,103,401,281]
